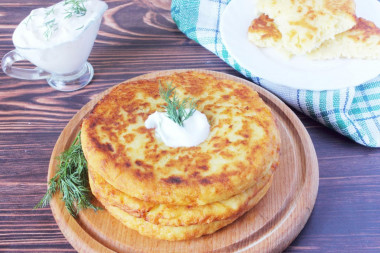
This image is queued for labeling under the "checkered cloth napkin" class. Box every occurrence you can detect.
[171,0,380,147]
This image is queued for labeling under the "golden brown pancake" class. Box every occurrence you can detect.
[81,71,280,206]
[104,205,237,241]
[91,174,274,241]
[88,164,274,226]
[249,14,380,59]
[256,0,356,54]
[309,18,380,59]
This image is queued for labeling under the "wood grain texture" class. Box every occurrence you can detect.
[0,0,379,252]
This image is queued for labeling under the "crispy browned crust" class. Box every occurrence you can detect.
[92,176,274,241]
[88,164,274,226]
[81,71,280,206]
[345,17,380,43]
[256,0,357,54]
[249,14,374,46]
[104,205,237,241]
[248,14,282,42]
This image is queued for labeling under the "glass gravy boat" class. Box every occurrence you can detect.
[2,2,107,92]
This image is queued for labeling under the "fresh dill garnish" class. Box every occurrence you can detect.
[34,131,100,218]
[76,25,84,30]
[64,0,87,19]
[159,81,198,127]
[24,14,33,26]
[45,6,55,18]
[43,18,58,40]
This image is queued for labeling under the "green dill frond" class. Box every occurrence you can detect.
[45,6,55,18]
[64,0,87,19]
[75,25,84,30]
[24,14,34,26]
[43,18,58,40]
[159,81,198,127]
[34,131,101,218]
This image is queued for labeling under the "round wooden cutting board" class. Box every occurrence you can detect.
[48,69,319,253]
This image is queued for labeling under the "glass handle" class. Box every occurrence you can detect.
[1,50,50,80]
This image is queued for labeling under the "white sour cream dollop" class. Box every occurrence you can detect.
[145,110,210,148]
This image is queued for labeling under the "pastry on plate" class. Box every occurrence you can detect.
[256,0,356,54]
[248,14,380,59]
[308,17,380,59]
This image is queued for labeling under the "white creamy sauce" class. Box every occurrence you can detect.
[145,110,210,148]
[12,0,107,74]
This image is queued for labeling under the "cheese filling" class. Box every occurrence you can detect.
[145,110,210,148]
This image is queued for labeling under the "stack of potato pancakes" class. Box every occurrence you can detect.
[81,71,280,241]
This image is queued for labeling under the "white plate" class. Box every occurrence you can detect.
[220,0,380,91]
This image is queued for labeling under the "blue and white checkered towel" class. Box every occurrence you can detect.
[171,0,380,147]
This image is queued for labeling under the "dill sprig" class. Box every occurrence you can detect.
[34,131,100,218]
[24,14,34,26]
[64,0,87,19]
[43,18,58,40]
[45,6,55,18]
[75,25,84,30]
[159,81,198,127]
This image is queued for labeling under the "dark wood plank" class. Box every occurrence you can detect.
[0,0,379,252]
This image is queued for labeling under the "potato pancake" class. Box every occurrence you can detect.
[88,164,274,226]
[256,0,356,54]
[309,18,380,59]
[248,15,380,59]
[81,71,280,206]
[104,205,236,241]
[91,175,274,241]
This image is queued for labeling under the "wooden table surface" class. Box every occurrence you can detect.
[0,1,379,252]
